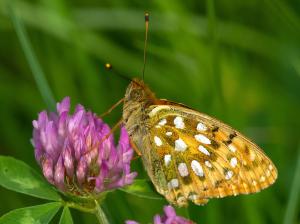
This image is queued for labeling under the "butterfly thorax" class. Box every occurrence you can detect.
[123,78,157,137]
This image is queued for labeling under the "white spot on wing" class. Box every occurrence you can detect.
[195,134,211,144]
[158,118,167,126]
[191,160,204,177]
[269,164,273,171]
[178,163,189,177]
[177,196,185,204]
[149,106,170,117]
[250,151,256,161]
[197,123,207,131]
[228,144,237,153]
[174,116,185,129]
[260,176,266,182]
[225,170,233,180]
[154,136,162,146]
[230,157,238,168]
[198,145,210,156]
[205,161,212,168]
[166,132,172,136]
[164,154,171,166]
[175,138,187,151]
[188,194,199,200]
[168,178,179,189]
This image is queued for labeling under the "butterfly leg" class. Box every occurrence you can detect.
[100,98,124,117]
[130,139,142,159]
[83,119,123,156]
[103,119,123,138]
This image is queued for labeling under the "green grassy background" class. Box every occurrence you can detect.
[0,0,300,223]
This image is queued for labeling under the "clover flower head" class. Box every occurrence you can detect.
[32,97,137,195]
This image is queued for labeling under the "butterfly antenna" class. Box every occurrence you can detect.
[104,63,131,82]
[142,12,149,81]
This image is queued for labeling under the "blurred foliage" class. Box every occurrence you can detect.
[0,0,300,223]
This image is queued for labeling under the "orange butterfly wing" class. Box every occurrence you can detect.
[143,104,277,206]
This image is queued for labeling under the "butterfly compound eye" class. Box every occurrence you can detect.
[129,89,142,101]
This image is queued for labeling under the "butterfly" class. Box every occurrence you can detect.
[122,78,277,206]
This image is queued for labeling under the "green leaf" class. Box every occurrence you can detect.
[0,156,61,201]
[119,179,163,200]
[59,207,73,224]
[0,202,61,224]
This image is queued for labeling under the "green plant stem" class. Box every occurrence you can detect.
[65,198,109,224]
[94,199,109,224]
[65,201,95,214]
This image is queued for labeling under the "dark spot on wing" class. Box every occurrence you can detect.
[243,164,251,171]
[229,132,237,139]
[212,126,219,132]
[252,159,259,167]
[244,145,250,155]
[214,180,224,188]
[210,140,220,149]
[223,140,232,145]
[223,167,230,175]
[182,175,192,185]
[199,175,206,181]
[209,153,218,162]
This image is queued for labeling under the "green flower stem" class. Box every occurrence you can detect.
[65,201,95,214]
[94,199,109,224]
[63,195,109,224]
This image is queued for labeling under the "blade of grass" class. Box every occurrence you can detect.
[7,1,56,110]
[265,0,300,36]
[205,1,223,222]
[283,143,300,224]
[0,2,292,65]
[206,0,226,118]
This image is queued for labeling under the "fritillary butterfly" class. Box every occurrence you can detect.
[122,79,277,206]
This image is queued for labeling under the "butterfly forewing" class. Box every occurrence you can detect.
[145,104,277,206]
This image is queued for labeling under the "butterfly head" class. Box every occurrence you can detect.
[124,78,156,104]
[123,78,156,135]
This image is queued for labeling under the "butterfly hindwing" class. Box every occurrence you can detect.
[144,104,277,206]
